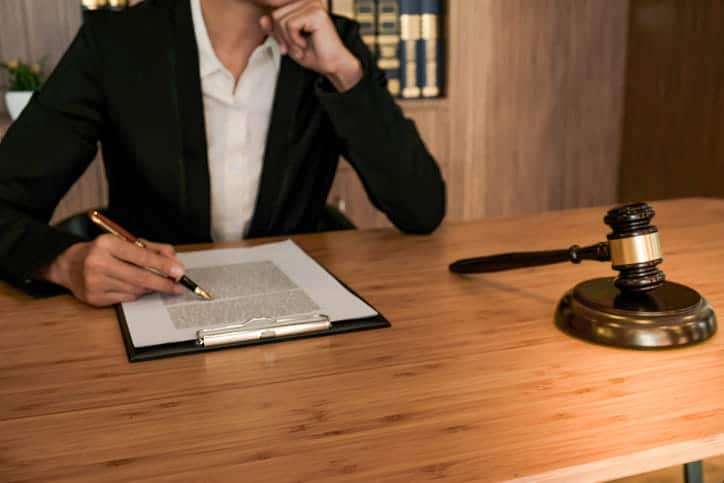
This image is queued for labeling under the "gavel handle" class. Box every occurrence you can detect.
[449,242,610,274]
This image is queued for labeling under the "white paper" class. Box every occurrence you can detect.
[121,240,378,348]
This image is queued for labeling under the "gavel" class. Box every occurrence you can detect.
[449,202,717,349]
[450,202,665,293]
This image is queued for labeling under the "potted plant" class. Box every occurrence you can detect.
[1,59,44,120]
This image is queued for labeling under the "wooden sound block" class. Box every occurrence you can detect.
[556,278,717,349]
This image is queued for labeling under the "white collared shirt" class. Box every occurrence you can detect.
[191,0,281,241]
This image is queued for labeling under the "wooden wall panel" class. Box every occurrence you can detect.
[446,0,629,220]
[619,0,724,202]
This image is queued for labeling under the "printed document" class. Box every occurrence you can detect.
[120,240,378,347]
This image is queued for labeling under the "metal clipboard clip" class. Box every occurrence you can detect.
[196,314,331,347]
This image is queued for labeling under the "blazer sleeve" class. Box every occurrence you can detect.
[0,21,104,289]
[315,17,446,234]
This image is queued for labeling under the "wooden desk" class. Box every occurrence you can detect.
[1,198,723,482]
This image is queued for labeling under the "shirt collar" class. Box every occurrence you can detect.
[261,35,282,72]
[190,0,281,78]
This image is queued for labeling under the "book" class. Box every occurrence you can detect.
[399,0,422,98]
[355,0,378,58]
[376,0,401,97]
[420,0,443,97]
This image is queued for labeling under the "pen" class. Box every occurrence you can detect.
[87,210,212,300]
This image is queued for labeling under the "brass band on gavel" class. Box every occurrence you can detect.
[608,232,662,267]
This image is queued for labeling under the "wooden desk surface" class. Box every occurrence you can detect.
[2,198,724,482]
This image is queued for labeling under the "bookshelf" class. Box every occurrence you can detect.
[330,0,446,101]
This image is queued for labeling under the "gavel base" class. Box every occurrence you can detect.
[555,278,717,349]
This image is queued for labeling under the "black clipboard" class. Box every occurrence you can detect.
[114,267,390,362]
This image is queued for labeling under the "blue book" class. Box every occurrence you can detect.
[399,0,422,98]
[376,0,401,97]
[420,0,443,97]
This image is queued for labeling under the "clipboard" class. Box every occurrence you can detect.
[114,255,390,362]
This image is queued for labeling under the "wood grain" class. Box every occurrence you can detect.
[1,198,724,482]
[619,0,724,202]
[446,0,629,221]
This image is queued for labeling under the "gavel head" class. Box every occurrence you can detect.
[604,202,665,292]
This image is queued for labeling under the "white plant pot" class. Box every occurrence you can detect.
[5,91,33,120]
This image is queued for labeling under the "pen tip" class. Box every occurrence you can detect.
[195,287,213,300]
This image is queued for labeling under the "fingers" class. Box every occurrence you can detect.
[85,234,184,296]
[82,269,182,307]
[139,238,176,258]
[75,270,148,307]
[102,253,184,295]
[270,0,325,20]
[282,8,311,51]
[99,273,152,297]
[269,0,326,58]
[97,235,185,280]
[282,5,316,51]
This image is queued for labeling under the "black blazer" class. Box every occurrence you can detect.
[0,0,445,289]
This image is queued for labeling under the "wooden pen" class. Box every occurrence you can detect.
[87,210,212,300]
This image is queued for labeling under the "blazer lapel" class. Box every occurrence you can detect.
[168,0,212,242]
[247,56,308,237]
